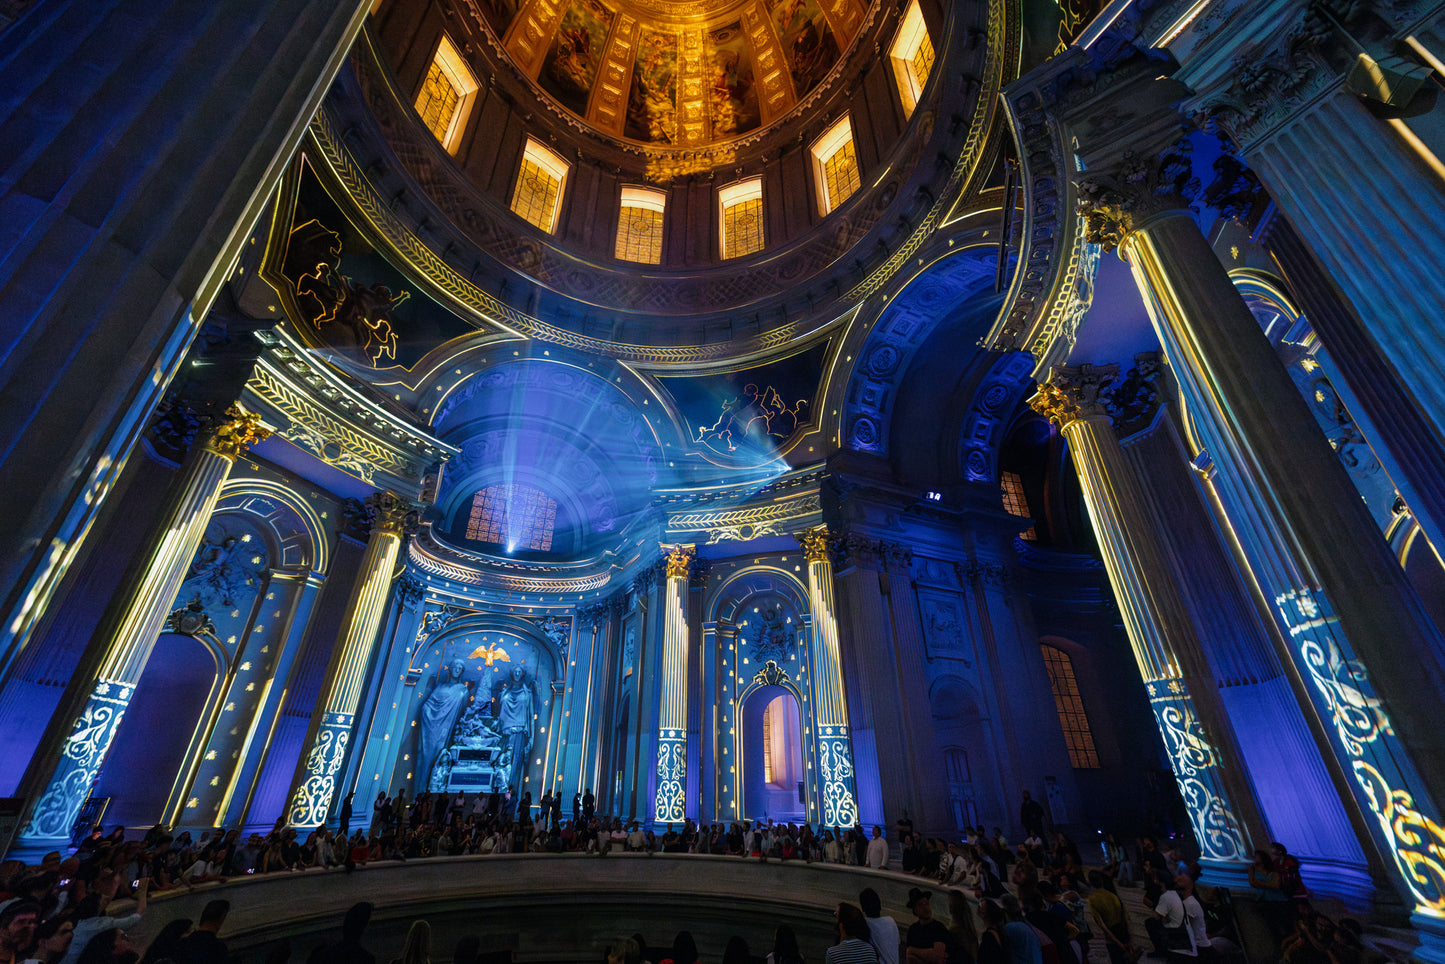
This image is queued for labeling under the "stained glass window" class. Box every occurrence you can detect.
[511,140,569,234]
[616,186,666,264]
[1040,644,1100,768]
[414,35,478,154]
[1000,470,1037,541]
[465,484,559,551]
[811,115,861,215]
[719,178,764,259]
[890,0,934,118]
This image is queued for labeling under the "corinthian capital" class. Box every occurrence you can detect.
[205,405,271,460]
[663,544,696,580]
[366,491,413,534]
[797,524,832,564]
[1075,138,1199,251]
[1029,364,1121,427]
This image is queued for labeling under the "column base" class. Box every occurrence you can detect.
[1196,858,1255,890]
[6,835,73,864]
[1411,913,1445,963]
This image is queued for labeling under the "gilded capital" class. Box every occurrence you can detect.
[205,405,271,460]
[1029,364,1120,427]
[798,524,832,564]
[366,491,413,534]
[1075,140,1198,252]
[663,544,696,580]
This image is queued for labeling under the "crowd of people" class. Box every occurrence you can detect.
[0,788,1404,964]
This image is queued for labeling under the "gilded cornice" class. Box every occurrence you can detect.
[408,527,616,594]
[664,489,823,544]
[242,326,456,496]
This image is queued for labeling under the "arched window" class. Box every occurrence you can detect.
[718,177,764,259]
[1039,643,1099,768]
[465,483,558,551]
[1000,470,1037,541]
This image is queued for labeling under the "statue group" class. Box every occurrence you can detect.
[415,659,536,795]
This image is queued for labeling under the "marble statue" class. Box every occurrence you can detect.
[497,663,535,794]
[417,658,472,791]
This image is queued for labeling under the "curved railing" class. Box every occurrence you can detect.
[133,854,944,963]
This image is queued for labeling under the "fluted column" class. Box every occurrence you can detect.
[797,525,860,830]
[14,407,269,852]
[1031,366,1261,874]
[0,0,373,691]
[652,544,694,825]
[1082,140,1445,934]
[1183,3,1445,454]
[286,492,411,829]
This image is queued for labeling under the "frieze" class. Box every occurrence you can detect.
[666,491,822,543]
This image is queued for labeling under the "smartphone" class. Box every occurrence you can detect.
[131,879,140,889]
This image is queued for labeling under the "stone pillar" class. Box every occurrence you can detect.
[1031,365,1262,876]
[1080,139,1445,940]
[286,492,411,829]
[652,544,694,825]
[0,0,373,688]
[1184,3,1445,455]
[14,407,269,854]
[797,525,861,830]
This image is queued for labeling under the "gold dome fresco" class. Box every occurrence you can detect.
[471,0,870,146]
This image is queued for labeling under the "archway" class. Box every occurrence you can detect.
[928,676,1002,833]
[94,633,220,829]
[742,685,805,824]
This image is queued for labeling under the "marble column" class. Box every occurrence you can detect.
[286,492,411,829]
[1184,9,1445,454]
[14,407,269,854]
[797,525,860,830]
[652,545,694,825]
[1031,365,1262,875]
[1083,144,1445,937]
[0,0,373,690]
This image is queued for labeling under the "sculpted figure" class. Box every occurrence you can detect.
[417,659,471,791]
[497,664,535,794]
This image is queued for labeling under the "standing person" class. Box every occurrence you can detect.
[339,792,356,840]
[0,901,39,964]
[172,900,229,964]
[308,902,377,964]
[945,890,979,964]
[1019,791,1045,841]
[826,905,878,964]
[1086,872,1131,964]
[866,828,889,870]
[997,896,1042,964]
[859,889,900,964]
[390,921,430,964]
[768,925,804,964]
[573,791,582,825]
[975,901,1008,964]
[903,889,950,964]
[583,788,596,823]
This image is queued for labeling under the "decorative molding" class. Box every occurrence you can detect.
[1030,363,1121,426]
[205,405,271,460]
[663,544,697,581]
[666,491,822,543]
[752,659,791,687]
[797,524,832,564]
[1075,138,1199,252]
[407,531,614,594]
[245,328,454,493]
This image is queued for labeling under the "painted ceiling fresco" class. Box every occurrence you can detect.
[494,0,862,146]
[278,161,474,370]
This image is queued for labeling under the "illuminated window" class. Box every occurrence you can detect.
[810,115,862,215]
[616,186,666,265]
[465,483,559,551]
[511,139,570,234]
[414,34,479,154]
[1000,470,1037,540]
[1040,644,1100,768]
[889,0,935,118]
[718,178,764,259]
